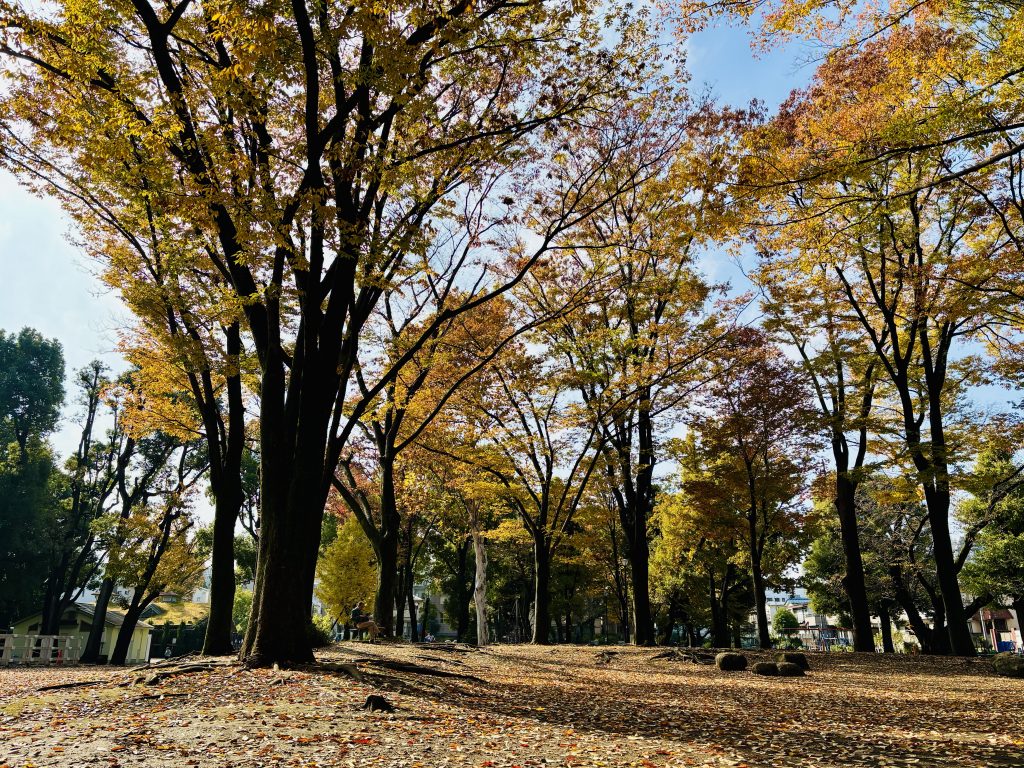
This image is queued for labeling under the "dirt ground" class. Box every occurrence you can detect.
[1,644,1022,768]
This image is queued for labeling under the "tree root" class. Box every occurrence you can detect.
[36,679,108,692]
[650,649,715,664]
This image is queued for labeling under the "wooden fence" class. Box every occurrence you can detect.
[0,634,83,666]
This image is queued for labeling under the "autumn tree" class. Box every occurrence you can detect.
[79,376,207,663]
[444,346,604,644]
[654,448,751,648]
[681,0,1024,200]
[524,97,739,644]
[100,473,207,666]
[315,512,378,626]
[756,263,881,651]
[686,330,821,649]
[0,0,671,664]
[38,362,120,634]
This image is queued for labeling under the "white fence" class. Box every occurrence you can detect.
[0,634,83,666]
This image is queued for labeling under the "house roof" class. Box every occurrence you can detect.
[75,602,153,629]
[30,602,154,631]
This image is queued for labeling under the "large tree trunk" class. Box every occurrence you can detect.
[242,353,326,665]
[748,514,771,649]
[243,416,322,665]
[454,540,472,641]
[81,577,114,663]
[924,487,975,656]
[202,323,245,656]
[40,565,65,635]
[629,402,655,646]
[890,565,934,652]
[472,526,488,646]
[709,573,729,648]
[407,580,419,642]
[109,593,149,666]
[628,538,654,646]
[878,609,894,653]
[203,491,240,655]
[373,459,401,638]
[531,536,552,644]
[835,472,873,652]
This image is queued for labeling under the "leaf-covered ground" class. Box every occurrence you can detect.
[1,644,1022,768]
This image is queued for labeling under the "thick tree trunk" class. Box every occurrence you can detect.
[373,459,401,638]
[878,611,894,653]
[455,540,471,641]
[891,571,933,652]
[531,538,552,644]
[243,445,320,664]
[924,488,975,656]
[109,598,147,666]
[407,581,419,642]
[748,514,771,649]
[202,324,245,656]
[835,472,873,652]
[81,578,114,663]
[628,539,654,646]
[242,352,327,665]
[630,402,656,646]
[472,527,488,646]
[203,491,240,655]
[40,568,64,635]
[709,574,729,648]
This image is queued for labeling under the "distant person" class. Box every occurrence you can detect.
[350,601,381,642]
[164,646,172,659]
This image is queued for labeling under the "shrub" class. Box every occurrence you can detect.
[776,651,809,671]
[715,652,748,671]
[309,614,337,648]
[776,635,804,650]
[777,661,805,677]
[993,652,1024,678]
[751,661,779,676]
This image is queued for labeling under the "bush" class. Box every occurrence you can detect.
[715,652,747,671]
[993,652,1024,678]
[309,614,337,648]
[775,651,809,671]
[751,661,779,676]
[774,635,803,650]
[777,661,805,677]
[232,589,253,634]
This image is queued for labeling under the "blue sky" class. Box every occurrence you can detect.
[0,23,811,458]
